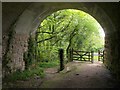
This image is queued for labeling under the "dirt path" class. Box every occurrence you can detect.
[39,61,117,88]
[4,61,118,88]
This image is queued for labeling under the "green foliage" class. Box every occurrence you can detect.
[3,67,44,82]
[27,35,36,64]
[94,55,98,61]
[23,35,37,69]
[36,9,104,63]
[39,60,59,68]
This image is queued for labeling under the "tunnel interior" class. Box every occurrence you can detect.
[2,2,120,83]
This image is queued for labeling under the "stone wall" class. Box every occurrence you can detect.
[2,3,31,77]
[9,33,28,72]
[104,30,120,79]
[100,3,120,79]
[3,32,29,77]
[2,2,30,67]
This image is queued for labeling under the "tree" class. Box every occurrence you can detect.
[35,9,104,62]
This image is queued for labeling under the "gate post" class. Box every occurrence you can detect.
[88,52,91,61]
[70,48,73,62]
[59,49,64,71]
[98,50,100,61]
[91,51,94,63]
[103,50,104,63]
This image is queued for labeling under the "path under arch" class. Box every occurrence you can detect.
[40,61,118,88]
[3,61,119,88]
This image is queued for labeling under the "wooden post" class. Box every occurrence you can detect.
[98,50,100,61]
[91,51,94,63]
[68,49,70,62]
[70,48,73,61]
[69,49,71,61]
[59,49,64,71]
[71,48,72,61]
[103,50,104,63]
[69,48,73,62]
[88,52,90,61]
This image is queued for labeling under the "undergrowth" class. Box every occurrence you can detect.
[39,60,59,68]
[3,60,59,83]
[3,66,44,83]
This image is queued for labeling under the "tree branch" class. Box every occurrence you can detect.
[36,31,53,34]
[37,36,55,43]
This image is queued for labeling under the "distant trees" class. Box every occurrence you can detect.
[35,9,104,62]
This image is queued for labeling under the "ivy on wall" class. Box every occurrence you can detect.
[23,35,37,69]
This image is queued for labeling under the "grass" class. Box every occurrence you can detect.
[94,56,98,61]
[3,66,44,83]
[3,60,59,83]
[39,60,59,68]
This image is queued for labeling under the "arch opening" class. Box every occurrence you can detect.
[27,9,105,69]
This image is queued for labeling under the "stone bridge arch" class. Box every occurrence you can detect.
[2,2,120,78]
[15,3,115,34]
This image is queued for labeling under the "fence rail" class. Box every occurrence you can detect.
[68,48,104,63]
[71,49,94,63]
[98,50,104,62]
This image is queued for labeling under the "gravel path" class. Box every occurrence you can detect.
[40,61,117,88]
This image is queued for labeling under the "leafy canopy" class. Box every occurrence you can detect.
[36,9,104,62]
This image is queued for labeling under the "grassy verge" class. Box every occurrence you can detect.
[3,60,59,83]
[3,66,44,83]
[39,60,59,68]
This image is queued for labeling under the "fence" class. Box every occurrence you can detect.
[98,50,104,62]
[71,49,94,63]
